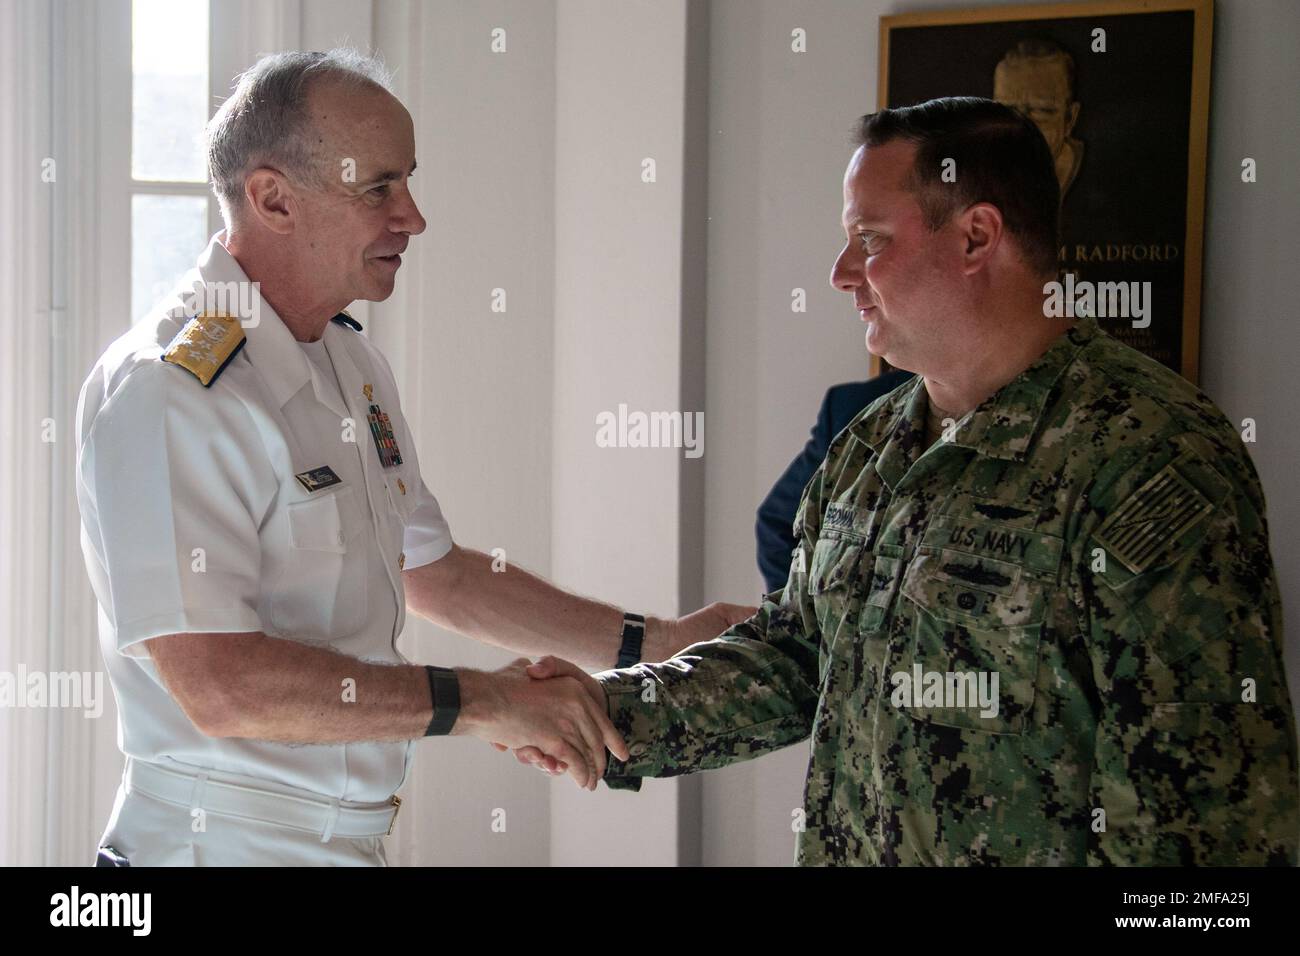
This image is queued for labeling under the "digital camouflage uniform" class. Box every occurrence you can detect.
[599,316,1299,865]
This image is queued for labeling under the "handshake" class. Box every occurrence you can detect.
[452,601,756,790]
[473,655,622,790]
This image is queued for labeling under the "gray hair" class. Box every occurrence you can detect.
[206,48,394,224]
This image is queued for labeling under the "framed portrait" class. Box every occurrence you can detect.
[876,0,1213,383]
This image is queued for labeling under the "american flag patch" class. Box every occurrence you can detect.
[1094,463,1215,575]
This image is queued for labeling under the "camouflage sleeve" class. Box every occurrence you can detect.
[598,463,830,791]
[1074,430,1299,864]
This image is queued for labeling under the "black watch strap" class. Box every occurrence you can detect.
[615,612,647,669]
[423,665,460,736]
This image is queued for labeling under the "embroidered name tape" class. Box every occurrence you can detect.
[295,465,343,493]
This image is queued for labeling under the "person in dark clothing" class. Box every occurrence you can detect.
[754,370,913,593]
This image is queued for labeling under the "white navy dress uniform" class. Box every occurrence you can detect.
[75,232,454,866]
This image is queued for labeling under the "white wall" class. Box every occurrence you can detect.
[701,0,888,866]
[549,0,707,866]
[1197,0,1300,723]
[372,0,559,866]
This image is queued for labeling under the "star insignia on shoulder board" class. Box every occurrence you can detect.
[161,313,246,387]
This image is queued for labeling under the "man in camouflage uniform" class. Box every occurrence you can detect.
[521,97,1298,864]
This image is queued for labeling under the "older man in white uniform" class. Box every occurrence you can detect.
[75,50,750,866]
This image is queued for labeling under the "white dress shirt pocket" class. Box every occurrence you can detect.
[272,485,369,639]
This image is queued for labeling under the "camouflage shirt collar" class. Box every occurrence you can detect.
[850,375,922,452]
[852,317,1098,461]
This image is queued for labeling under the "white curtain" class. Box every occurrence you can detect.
[0,0,125,866]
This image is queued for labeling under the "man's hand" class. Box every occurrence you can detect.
[490,604,758,776]
[458,658,628,790]
[652,602,757,660]
[490,655,615,778]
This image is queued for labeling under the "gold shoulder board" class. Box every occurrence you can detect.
[161,313,246,387]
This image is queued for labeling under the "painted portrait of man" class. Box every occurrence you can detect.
[994,39,1084,200]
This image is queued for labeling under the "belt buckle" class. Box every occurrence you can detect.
[386,795,402,836]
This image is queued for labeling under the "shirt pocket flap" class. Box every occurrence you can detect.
[901,548,1042,627]
[808,536,865,595]
[288,486,358,553]
[897,549,1047,734]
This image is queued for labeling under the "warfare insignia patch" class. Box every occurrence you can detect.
[1094,462,1215,575]
[161,313,246,387]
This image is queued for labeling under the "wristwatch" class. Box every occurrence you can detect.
[615,612,646,669]
[423,665,460,736]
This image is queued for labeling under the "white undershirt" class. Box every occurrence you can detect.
[298,337,340,398]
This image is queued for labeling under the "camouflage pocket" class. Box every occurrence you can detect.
[808,536,866,643]
[808,536,865,596]
[894,549,1046,735]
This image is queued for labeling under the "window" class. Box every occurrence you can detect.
[130,0,210,324]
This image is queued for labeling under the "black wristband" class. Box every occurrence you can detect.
[423,665,460,736]
[615,612,647,669]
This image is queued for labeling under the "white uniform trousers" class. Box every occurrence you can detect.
[95,758,392,866]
